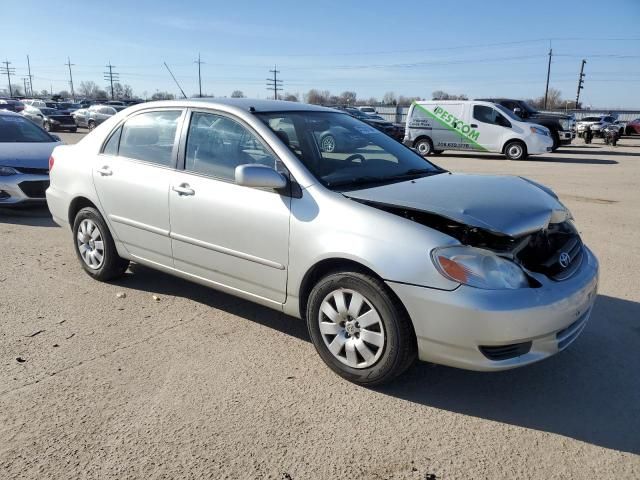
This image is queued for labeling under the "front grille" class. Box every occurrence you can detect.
[517,221,583,281]
[479,342,532,361]
[18,180,49,198]
[15,167,50,175]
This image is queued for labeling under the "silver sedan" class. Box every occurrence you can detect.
[46,99,599,385]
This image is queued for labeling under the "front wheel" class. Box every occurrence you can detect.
[43,121,51,132]
[73,207,129,281]
[88,121,96,131]
[306,271,417,385]
[504,141,527,160]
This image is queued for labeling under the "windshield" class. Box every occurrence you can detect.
[0,115,55,143]
[581,117,602,122]
[257,111,443,190]
[494,104,522,121]
[40,108,58,116]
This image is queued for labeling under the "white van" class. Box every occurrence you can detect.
[404,100,553,160]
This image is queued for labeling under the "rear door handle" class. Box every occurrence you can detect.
[172,184,195,196]
[97,166,112,176]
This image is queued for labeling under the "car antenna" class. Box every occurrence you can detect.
[163,62,188,99]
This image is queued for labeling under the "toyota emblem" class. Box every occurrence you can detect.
[559,252,571,268]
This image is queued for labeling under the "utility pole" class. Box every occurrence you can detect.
[575,59,586,110]
[103,62,119,100]
[1,60,15,97]
[26,55,34,96]
[22,77,29,96]
[65,57,75,101]
[543,47,553,110]
[266,65,283,100]
[194,53,204,98]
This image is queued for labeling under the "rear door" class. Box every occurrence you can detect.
[413,103,465,150]
[92,109,185,266]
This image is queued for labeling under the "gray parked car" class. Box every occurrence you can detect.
[0,110,61,206]
[46,99,599,385]
[73,104,119,130]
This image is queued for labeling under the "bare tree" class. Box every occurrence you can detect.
[123,84,134,99]
[339,91,357,105]
[283,92,299,102]
[151,91,175,101]
[231,90,245,98]
[78,81,100,99]
[383,91,397,105]
[432,90,468,100]
[305,89,328,105]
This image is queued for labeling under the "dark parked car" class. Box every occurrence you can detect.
[22,106,77,132]
[0,110,61,206]
[476,98,574,150]
[334,106,404,141]
[0,98,25,113]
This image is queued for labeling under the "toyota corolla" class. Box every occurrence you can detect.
[46,99,599,385]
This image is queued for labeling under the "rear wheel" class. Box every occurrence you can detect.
[306,271,417,385]
[432,149,444,155]
[414,137,433,156]
[504,140,527,160]
[43,121,51,132]
[73,207,129,281]
[88,120,96,131]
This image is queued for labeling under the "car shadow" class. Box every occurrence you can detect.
[375,294,640,454]
[558,148,639,157]
[0,207,58,227]
[118,264,310,342]
[117,265,639,453]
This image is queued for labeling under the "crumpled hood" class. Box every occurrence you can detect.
[0,142,60,169]
[344,173,569,238]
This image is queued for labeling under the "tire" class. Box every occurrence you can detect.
[88,120,96,131]
[72,207,129,281]
[432,150,444,155]
[504,140,527,160]
[414,137,433,156]
[550,131,560,151]
[43,121,51,132]
[320,134,336,153]
[69,128,77,133]
[306,271,417,386]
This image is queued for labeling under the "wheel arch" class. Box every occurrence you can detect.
[412,134,432,147]
[502,138,527,154]
[68,196,100,227]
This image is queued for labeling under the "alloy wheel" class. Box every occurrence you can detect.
[76,219,105,269]
[318,288,385,369]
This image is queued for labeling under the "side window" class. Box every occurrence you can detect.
[118,110,181,166]
[102,125,122,155]
[185,112,276,181]
[473,106,511,128]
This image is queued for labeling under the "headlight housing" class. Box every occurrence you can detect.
[432,246,529,290]
[529,126,549,136]
[0,166,19,176]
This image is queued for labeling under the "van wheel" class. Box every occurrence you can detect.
[414,137,433,156]
[73,207,129,281]
[88,120,96,131]
[504,141,527,160]
[432,150,444,155]
[306,271,417,386]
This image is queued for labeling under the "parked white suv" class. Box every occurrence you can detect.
[576,115,616,137]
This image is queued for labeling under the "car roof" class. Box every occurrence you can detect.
[0,109,22,117]
[128,98,338,114]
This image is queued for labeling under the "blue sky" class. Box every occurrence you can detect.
[3,0,640,107]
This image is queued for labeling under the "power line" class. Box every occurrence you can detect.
[194,53,204,97]
[1,60,16,97]
[266,65,282,100]
[103,62,119,100]
[65,57,75,101]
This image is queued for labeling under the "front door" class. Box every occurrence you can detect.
[469,104,511,152]
[169,111,290,304]
[92,109,184,266]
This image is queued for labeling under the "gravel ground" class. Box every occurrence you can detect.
[1,131,639,479]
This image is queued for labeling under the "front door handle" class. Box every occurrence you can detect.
[97,166,112,176]
[470,124,478,128]
[172,184,195,196]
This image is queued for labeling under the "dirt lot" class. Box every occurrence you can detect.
[1,132,639,479]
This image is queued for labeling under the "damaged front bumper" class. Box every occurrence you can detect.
[387,246,599,371]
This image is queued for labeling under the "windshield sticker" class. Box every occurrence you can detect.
[354,125,378,135]
[412,102,487,151]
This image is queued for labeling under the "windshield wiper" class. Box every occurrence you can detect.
[325,176,389,188]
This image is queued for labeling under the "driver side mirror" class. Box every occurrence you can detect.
[235,164,287,190]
